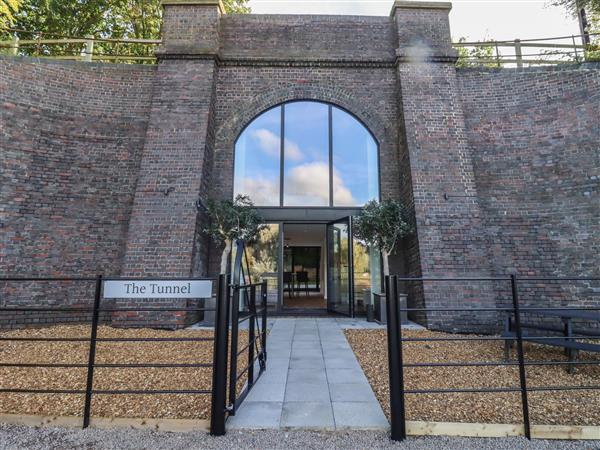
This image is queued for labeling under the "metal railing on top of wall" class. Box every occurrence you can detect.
[0,28,160,63]
[1,29,598,66]
[455,33,600,67]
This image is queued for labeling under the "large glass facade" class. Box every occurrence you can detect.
[234,101,379,207]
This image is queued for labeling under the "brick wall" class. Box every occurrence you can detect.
[2,3,599,332]
[0,57,155,328]
[219,14,396,61]
[459,64,600,322]
[393,2,497,332]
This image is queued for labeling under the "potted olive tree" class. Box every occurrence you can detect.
[204,194,266,275]
[353,199,413,323]
[202,195,265,323]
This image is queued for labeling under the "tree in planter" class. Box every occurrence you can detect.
[204,195,266,274]
[352,199,414,280]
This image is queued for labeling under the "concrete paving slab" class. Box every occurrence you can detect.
[326,368,369,384]
[259,367,289,384]
[329,383,378,402]
[289,356,325,369]
[324,356,362,369]
[332,401,389,429]
[287,368,328,384]
[281,402,335,429]
[285,382,330,402]
[227,402,283,429]
[266,349,292,359]
[291,341,322,349]
[246,382,286,402]
[290,348,323,358]
[264,357,290,369]
[292,335,321,342]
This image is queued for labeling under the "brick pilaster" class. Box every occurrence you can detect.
[392,1,496,332]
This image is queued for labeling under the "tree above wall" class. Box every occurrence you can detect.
[0,0,21,30]
[3,0,250,55]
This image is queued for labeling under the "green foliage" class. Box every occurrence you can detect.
[0,0,22,30]
[455,37,499,68]
[352,199,414,258]
[585,9,600,60]
[551,0,600,18]
[204,194,266,247]
[223,0,250,13]
[551,0,600,45]
[4,0,250,58]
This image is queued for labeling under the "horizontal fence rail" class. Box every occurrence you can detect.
[0,271,268,435]
[0,29,160,63]
[0,275,217,428]
[384,274,600,441]
[1,29,598,66]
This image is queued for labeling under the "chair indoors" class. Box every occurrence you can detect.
[283,271,295,297]
[296,270,309,296]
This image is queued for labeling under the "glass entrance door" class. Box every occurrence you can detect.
[326,217,354,316]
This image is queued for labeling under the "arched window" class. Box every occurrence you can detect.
[233,101,379,207]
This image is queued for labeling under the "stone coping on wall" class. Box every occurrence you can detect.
[390,1,453,16]
[161,0,225,14]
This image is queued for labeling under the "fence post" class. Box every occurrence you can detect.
[495,42,501,67]
[260,281,267,369]
[385,275,407,441]
[228,283,241,414]
[82,274,102,429]
[510,274,531,440]
[247,285,256,390]
[514,39,523,68]
[572,35,580,63]
[82,35,94,62]
[210,274,229,436]
[9,36,19,56]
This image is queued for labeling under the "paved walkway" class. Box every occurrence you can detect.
[228,317,389,430]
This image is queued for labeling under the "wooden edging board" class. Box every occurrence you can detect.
[1,414,598,439]
[407,421,600,440]
[0,413,210,433]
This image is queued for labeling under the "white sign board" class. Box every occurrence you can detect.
[103,280,213,299]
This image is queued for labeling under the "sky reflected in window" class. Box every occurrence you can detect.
[233,106,281,206]
[283,102,329,206]
[332,106,378,206]
[233,101,378,207]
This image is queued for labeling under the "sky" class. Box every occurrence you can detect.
[247,0,580,42]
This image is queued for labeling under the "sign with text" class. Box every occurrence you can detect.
[103,280,212,299]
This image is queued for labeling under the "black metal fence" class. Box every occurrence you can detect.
[384,274,600,441]
[0,274,268,435]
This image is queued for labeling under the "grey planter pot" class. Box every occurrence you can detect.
[374,292,409,325]
[203,296,216,325]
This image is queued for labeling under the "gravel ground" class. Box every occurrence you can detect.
[345,329,600,426]
[0,423,598,450]
[0,325,249,420]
